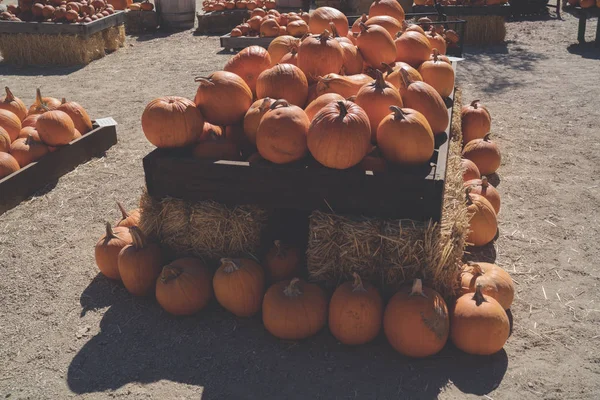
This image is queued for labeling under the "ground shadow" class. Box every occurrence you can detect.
[68,275,509,399]
[464,241,498,263]
[133,29,192,42]
[0,63,84,77]
[567,42,600,59]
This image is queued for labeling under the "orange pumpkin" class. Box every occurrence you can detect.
[0,152,20,179]
[460,262,514,310]
[36,110,75,147]
[356,23,396,69]
[115,201,140,228]
[297,30,344,83]
[264,240,301,282]
[418,49,455,97]
[369,0,405,22]
[224,45,272,96]
[462,158,480,182]
[9,135,49,167]
[194,71,253,126]
[0,109,22,142]
[329,273,383,345]
[192,124,240,160]
[256,63,308,107]
[287,20,308,37]
[57,98,93,134]
[365,15,402,37]
[142,96,204,148]
[466,189,497,247]
[308,100,371,169]
[95,222,133,280]
[384,279,449,357]
[21,114,41,130]
[28,88,61,116]
[304,93,345,121]
[425,28,447,55]
[0,87,27,121]
[451,285,510,355]
[244,97,276,145]
[106,0,132,10]
[382,62,422,89]
[279,48,298,66]
[213,258,265,317]
[462,134,501,175]
[429,48,451,64]
[262,278,328,340]
[0,127,9,153]
[309,6,348,37]
[156,258,214,316]
[260,18,280,37]
[461,100,491,144]
[267,36,300,65]
[315,73,374,99]
[395,31,432,68]
[118,227,164,297]
[339,42,364,75]
[464,176,500,214]
[247,15,263,32]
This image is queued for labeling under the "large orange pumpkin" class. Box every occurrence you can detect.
[243,97,276,145]
[95,222,133,280]
[464,176,500,214]
[36,110,75,147]
[194,71,253,126]
[0,87,27,121]
[384,279,449,357]
[365,15,402,37]
[466,189,497,247]
[0,109,22,142]
[451,285,510,355]
[118,227,164,297]
[315,73,374,99]
[28,88,61,116]
[263,240,301,282]
[213,258,265,317]
[329,273,383,345]
[369,0,405,22]
[287,20,309,37]
[339,42,364,75]
[0,152,20,179]
[377,106,434,164]
[256,64,309,107]
[267,36,301,65]
[9,135,49,167]
[304,93,345,121]
[462,158,480,182]
[462,134,501,175]
[262,278,328,340]
[395,31,432,68]
[309,6,348,37]
[224,46,272,96]
[356,23,396,69]
[297,30,344,83]
[461,100,491,144]
[418,50,455,97]
[425,28,447,55]
[460,262,514,310]
[142,96,204,148]
[57,98,93,134]
[355,70,403,142]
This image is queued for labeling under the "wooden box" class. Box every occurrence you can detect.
[0,11,126,37]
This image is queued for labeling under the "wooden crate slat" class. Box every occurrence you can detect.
[0,11,125,37]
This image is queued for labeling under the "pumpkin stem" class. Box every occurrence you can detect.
[274,240,287,258]
[470,100,480,108]
[432,48,439,62]
[481,176,489,189]
[25,134,34,146]
[398,68,412,88]
[467,261,485,277]
[359,22,368,33]
[373,69,387,89]
[116,201,130,220]
[220,258,241,273]
[409,278,428,297]
[4,87,15,102]
[483,133,492,141]
[35,88,43,106]
[194,76,213,84]
[290,47,297,56]
[351,272,368,292]
[390,106,405,121]
[380,62,394,76]
[270,99,290,110]
[465,186,473,205]
[129,226,147,249]
[472,284,488,306]
[160,265,183,283]
[259,97,272,112]
[318,29,331,41]
[337,101,348,119]
[104,221,117,240]
[61,97,67,104]
[329,22,339,38]
[283,277,302,297]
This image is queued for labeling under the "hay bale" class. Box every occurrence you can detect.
[307,89,468,299]
[103,24,126,52]
[462,15,506,45]
[138,190,269,263]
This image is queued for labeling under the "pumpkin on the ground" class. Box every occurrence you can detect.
[213,258,265,317]
[464,176,500,214]
[156,258,213,316]
[460,262,514,310]
[118,227,164,297]
[462,134,501,175]
[466,188,497,247]
[115,201,141,228]
[461,100,491,144]
[461,158,480,182]
[95,222,133,280]
[264,240,301,282]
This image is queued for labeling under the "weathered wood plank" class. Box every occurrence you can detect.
[0,11,125,37]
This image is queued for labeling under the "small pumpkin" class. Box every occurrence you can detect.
[287,19,308,37]
[466,188,497,247]
[260,18,280,37]
[461,158,481,182]
[369,0,405,22]
[464,176,500,214]
[450,285,510,355]
[193,123,240,160]
[118,227,164,297]
[394,31,431,68]
[304,93,345,121]
[382,62,422,89]
[194,71,253,126]
[356,23,396,69]
[57,98,93,134]
[0,109,22,142]
[279,48,298,66]
[28,88,61,115]
[384,279,449,357]
[115,201,141,228]
[339,42,364,75]
[297,30,344,83]
[36,110,75,147]
[223,46,272,97]
[0,127,9,153]
[418,49,455,97]
[264,240,301,282]
[256,100,309,164]
[213,258,265,317]
[247,15,263,31]
[429,48,451,64]
[230,28,242,37]
[21,114,41,130]
[462,134,501,175]
[95,222,133,280]
[243,97,276,145]
[308,6,348,37]
[256,63,308,108]
[142,96,204,148]
[262,278,328,340]
[9,135,49,167]
[267,36,300,65]
[425,28,447,55]
[329,273,383,345]
[461,100,491,144]
[315,73,374,99]
[156,258,214,316]
[365,15,402,37]
[460,262,514,310]
[0,152,20,179]
[0,87,27,121]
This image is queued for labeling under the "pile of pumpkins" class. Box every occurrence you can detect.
[0,87,94,179]
[96,201,514,356]
[1,0,125,23]
[414,0,507,5]
[203,0,277,12]
[142,3,458,171]
[567,0,599,8]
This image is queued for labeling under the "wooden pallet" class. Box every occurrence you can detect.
[196,10,251,34]
[412,4,511,16]
[0,118,118,215]
[220,33,276,51]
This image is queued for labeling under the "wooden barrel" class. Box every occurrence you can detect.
[155,0,196,30]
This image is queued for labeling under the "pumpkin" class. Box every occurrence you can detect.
[256,64,308,107]
[365,15,402,37]
[403,21,426,35]
[460,262,514,310]
[194,71,253,126]
[267,36,300,65]
[230,28,242,37]
[141,96,203,148]
[0,109,21,142]
[115,201,141,228]
[304,93,345,121]
[117,227,164,297]
[246,0,257,9]
[309,6,348,37]
[359,155,387,172]
[256,100,309,164]
[95,222,132,280]
[356,23,396,69]
[28,88,61,115]
[279,48,298,66]
[260,19,280,37]
[224,46,272,96]
[237,22,250,35]
[329,273,383,345]
[425,28,447,55]
[377,106,434,165]
[580,0,595,7]
[397,69,449,134]
[444,29,459,45]
[262,278,328,340]
[264,240,301,282]
[429,48,451,64]
[339,42,364,75]
[466,189,497,247]
[351,14,368,33]
[244,97,276,145]
[369,0,405,22]
[308,100,371,169]
[17,127,40,142]
[0,152,19,179]
[36,110,75,147]
[0,87,27,121]
[21,114,41,129]
[140,0,153,10]
[9,135,49,167]
[213,258,265,317]
[247,15,263,31]
[156,258,213,316]
[384,279,449,357]
[462,134,501,175]
[315,73,374,99]
[461,100,491,144]
[193,125,240,160]
[451,285,510,355]
[287,19,308,37]
[297,30,344,83]
[462,158,481,182]
[418,50,455,97]
[464,176,500,214]
[0,127,9,153]
[381,62,422,89]
[57,98,93,134]
[395,31,431,68]
[355,70,403,142]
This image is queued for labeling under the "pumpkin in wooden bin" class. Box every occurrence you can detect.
[28,88,61,116]
[95,222,133,280]
[365,15,402,37]
[0,127,10,153]
[304,93,345,121]
[263,278,328,340]
[256,100,309,164]
[0,152,20,179]
[418,49,455,98]
[260,19,280,37]
[315,73,373,99]
[0,109,22,142]
[287,20,308,37]
[58,98,93,134]
[381,62,422,89]
[308,100,371,169]
[118,227,164,297]
[460,262,514,310]
[462,134,501,175]
[461,158,480,182]
[193,123,240,161]
[425,29,447,55]
[339,42,364,75]
[243,97,276,145]
[356,23,396,69]
[308,6,348,37]
[466,188,497,247]
[264,240,301,282]
[394,31,431,68]
[451,285,510,355]
[464,176,500,214]
[397,69,448,134]
[369,0,405,22]
[267,36,300,65]
[194,71,253,126]
[256,63,308,108]
[279,48,298,66]
[461,100,491,144]
[329,273,383,345]
[224,46,272,96]
[0,87,27,121]
[36,110,75,147]
[142,96,204,148]
[297,30,344,83]
[9,135,49,167]
[115,201,141,228]
[384,279,449,357]
[213,258,265,317]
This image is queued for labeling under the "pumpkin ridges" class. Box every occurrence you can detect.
[315,73,374,99]
[244,97,276,145]
[464,176,501,214]
[256,63,308,108]
[213,257,265,317]
[194,71,253,126]
[462,133,501,175]
[36,110,75,147]
[0,87,28,121]
[223,46,272,96]
[267,36,301,65]
[466,188,498,247]
[142,96,204,148]
[418,50,455,97]
[297,30,344,84]
[356,23,396,69]
[304,93,345,121]
[460,261,514,310]
[461,99,492,144]
[462,158,481,182]
[0,109,21,142]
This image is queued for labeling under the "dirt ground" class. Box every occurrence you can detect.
[1,6,600,399]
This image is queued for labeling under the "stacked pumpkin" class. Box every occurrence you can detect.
[0,87,93,179]
[567,0,599,8]
[203,0,276,12]
[229,9,311,38]
[1,0,120,23]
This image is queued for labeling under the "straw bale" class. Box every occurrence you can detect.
[103,24,126,52]
[462,15,506,45]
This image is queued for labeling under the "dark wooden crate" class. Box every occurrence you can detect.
[219,33,275,51]
[196,10,251,35]
[412,4,512,16]
[0,118,118,215]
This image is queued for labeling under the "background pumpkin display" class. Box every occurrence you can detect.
[1,0,118,22]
